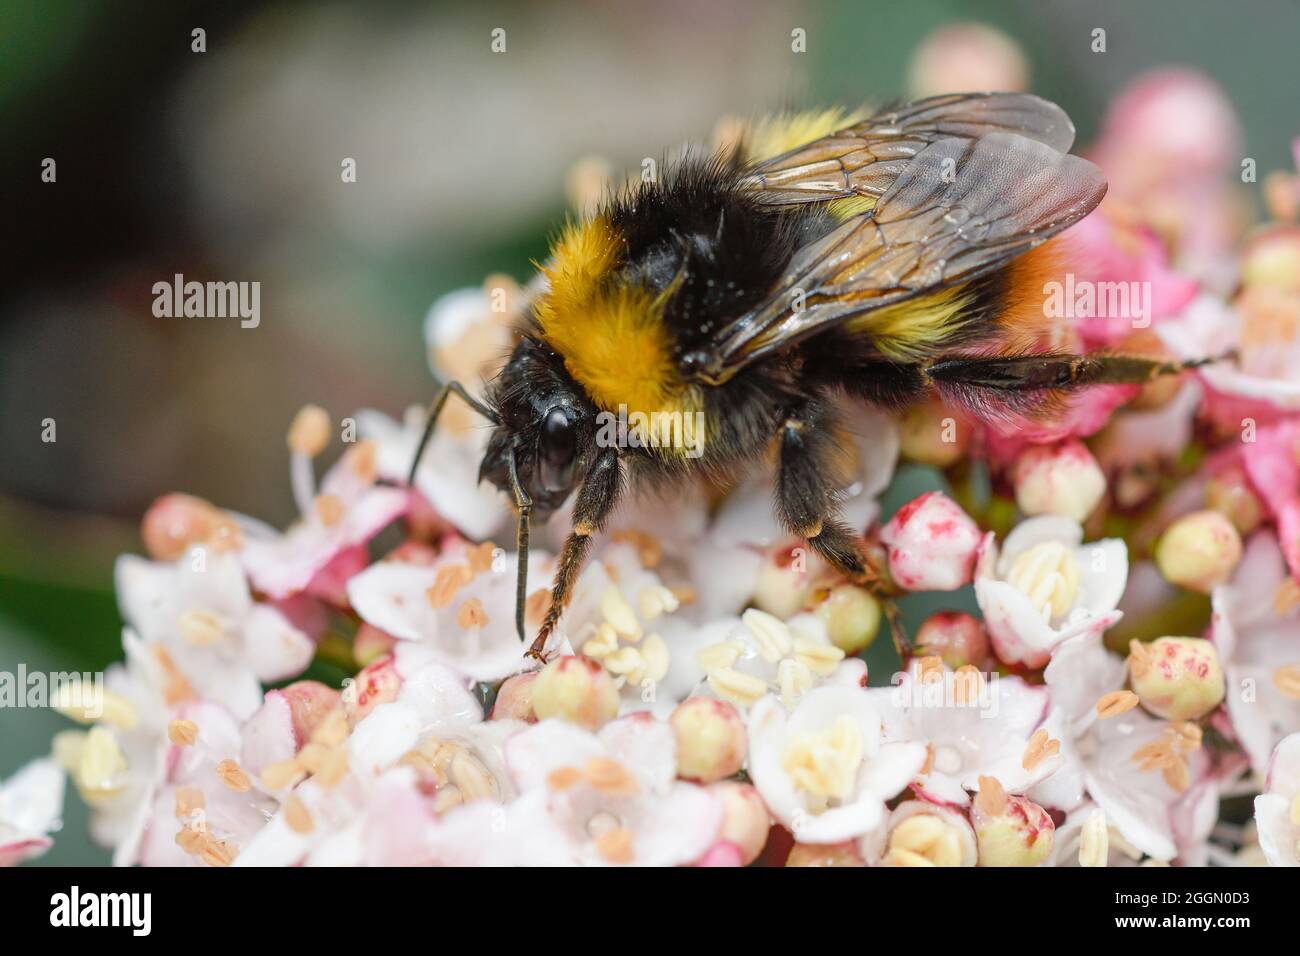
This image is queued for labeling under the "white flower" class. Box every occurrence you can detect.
[428,715,723,865]
[237,657,505,867]
[1046,802,1146,867]
[748,685,926,843]
[687,608,866,715]
[116,545,314,719]
[1072,709,1215,862]
[1212,530,1300,776]
[539,541,740,715]
[974,515,1127,668]
[1253,732,1300,866]
[0,759,65,866]
[871,672,1062,807]
[132,698,281,867]
[239,440,408,602]
[347,540,555,683]
[357,405,510,541]
[1158,292,1300,411]
[1028,630,1127,813]
[858,799,978,867]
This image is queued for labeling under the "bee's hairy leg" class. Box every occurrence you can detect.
[407,379,499,486]
[776,402,910,657]
[923,349,1237,396]
[526,447,622,663]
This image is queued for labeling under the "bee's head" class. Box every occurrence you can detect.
[480,336,598,523]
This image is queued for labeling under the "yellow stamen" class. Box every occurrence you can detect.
[287,404,330,457]
[215,758,252,793]
[595,826,635,864]
[167,719,199,746]
[314,493,344,527]
[177,608,224,647]
[456,597,489,630]
[1006,541,1081,623]
[427,563,472,609]
[1096,690,1140,719]
[1021,729,1060,771]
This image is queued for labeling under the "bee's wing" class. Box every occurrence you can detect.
[739,93,1076,205]
[693,133,1106,384]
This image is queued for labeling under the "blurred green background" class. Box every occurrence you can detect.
[3,0,1298,864]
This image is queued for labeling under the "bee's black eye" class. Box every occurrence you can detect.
[537,407,577,493]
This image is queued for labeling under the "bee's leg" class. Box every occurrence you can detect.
[923,350,1236,398]
[776,403,910,656]
[506,449,532,642]
[407,379,499,485]
[526,447,622,663]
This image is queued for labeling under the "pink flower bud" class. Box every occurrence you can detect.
[971,778,1055,867]
[1012,440,1107,524]
[915,611,989,669]
[342,654,402,725]
[880,492,981,591]
[670,698,747,783]
[786,841,866,867]
[1155,510,1243,593]
[752,543,814,620]
[280,680,342,747]
[353,624,397,668]
[814,584,881,655]
[1241,225,1300,295]
[713,781,770,865]
[897,398,970,467]
[491,672,538,722]
[530,655,620,730]
[141,493,229,560]
[1128,637,1226,720]
[1205,467,1264,535]
[695,841,745,867]
[907,23,1028,98]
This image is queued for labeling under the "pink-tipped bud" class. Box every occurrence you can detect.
[280,680,343,747]
[353,624,397,668]
[1205,467,1264,535]
[491,672,538,722]
[530,656,620,730]
[1128,636,1226,720]
[752,543,814,620]
[1012,439,1107,524]
[814,584,881,655]
[341,654,402,725]
[713,781,771,866]
[915,611,989,669]
[141,493,227,560]
[897,398,970,467]
[1155,510,1243,593]
[971,777,1055,867]
[1241,226,1300,295]
[786,841,866,867]
[670,698,747,783]
[880,492,981,591]
[907,23,1028,99]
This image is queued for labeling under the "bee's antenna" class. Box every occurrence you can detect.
[506,448,531,642]
[407,379,500,486]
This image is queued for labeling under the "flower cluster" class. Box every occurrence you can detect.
[7,67,1300,868]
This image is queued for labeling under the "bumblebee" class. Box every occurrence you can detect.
[410,93,1220,661]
